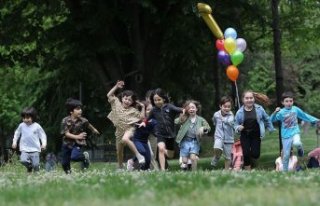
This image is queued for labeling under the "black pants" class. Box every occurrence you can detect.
[240,131,261,166]
[307,157,319,168]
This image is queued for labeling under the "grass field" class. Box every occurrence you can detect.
[1,128,320,206]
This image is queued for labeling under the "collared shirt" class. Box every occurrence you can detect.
[107,95,141,130]
[61,116,89,145]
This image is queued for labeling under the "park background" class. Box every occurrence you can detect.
[1,0,319,163]
[1,1,320,205]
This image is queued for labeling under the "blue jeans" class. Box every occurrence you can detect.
[133,139,151,170]
[61,144,85,173]
[282,134,302,172]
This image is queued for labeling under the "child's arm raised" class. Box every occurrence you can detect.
[107,80,124,98]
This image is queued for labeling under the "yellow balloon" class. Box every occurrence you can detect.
[197,3,224,39]
[224,38,236,54]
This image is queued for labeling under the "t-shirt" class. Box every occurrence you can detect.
[61,116,90,145]
[275,156,298,171]
[243,109,260,133]
[107,95,141,131]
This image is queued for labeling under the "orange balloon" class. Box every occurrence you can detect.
[226,65,239,81]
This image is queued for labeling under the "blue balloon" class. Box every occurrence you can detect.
[224,28,237,39]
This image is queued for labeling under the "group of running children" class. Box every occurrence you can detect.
[12,80,320,173]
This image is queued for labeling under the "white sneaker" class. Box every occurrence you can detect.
[127,159,135,171]
[83,151,90,169]
[137,155,146,164]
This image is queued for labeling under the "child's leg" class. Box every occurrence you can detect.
[61,144,72,174]
[157,142,167,171]
[292,134,304,156]
[148,136,159,171]
[140,142,151,170]
[165,138,175,159]
[116,140,124,169]
[30,152,40,172]
[190,154,198,171]
[212,138,223,167]
[20,152,32,173]
[224,143,232,170]
[282,138,293,172]
[122,129,145,164]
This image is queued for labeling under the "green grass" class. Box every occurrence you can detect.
[1,128,320,206]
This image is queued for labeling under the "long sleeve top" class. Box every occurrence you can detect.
[13,122,47,152]
[270,106,319,139]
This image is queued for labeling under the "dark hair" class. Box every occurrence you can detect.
[183,100,201,115]
[219,96,233,106]
[145,90,154,103]
[150,88,169,107]
[21,107,38,122]
[281,91,294,101]
[118,90,137,107]
[65,98,82,113]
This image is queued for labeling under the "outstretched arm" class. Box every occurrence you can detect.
[107,80,124,98]
[88,123,100,135]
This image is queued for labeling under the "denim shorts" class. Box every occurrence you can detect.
[179,138,200,157]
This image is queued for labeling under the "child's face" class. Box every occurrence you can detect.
[282,97,294,108]
[23,116,33,125]
[220,102,232,115]
[153,94,165,108]
[243,92,255,107]
[146,104,152,117]
[71,106,82,118]
[122,95,133,109]
[187,103,197,116]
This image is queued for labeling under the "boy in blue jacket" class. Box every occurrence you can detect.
[271,92,319,172]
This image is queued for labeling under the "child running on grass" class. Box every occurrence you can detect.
[12,107,47,173]
[271,91,319,172]
[175,100,210,171]
[61,98,100,174]
[127,101,157,171]
[107,80,146,170]
[211,96,235,170]
[141,88,184,171]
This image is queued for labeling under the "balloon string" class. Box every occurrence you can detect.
[235,80,241,108]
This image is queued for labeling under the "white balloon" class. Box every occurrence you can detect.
[236,38,247,52]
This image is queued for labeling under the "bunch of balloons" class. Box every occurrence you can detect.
[216,27,247,82]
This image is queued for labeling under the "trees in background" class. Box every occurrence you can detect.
[0,0,319,154]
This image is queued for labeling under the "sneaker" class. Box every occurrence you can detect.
[137,155,146,164]
[127,159,135,171]
[211,158,217,167]
[83,151,90,169]
[297,147,304,157]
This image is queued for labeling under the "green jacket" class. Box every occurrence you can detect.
[175,115,211,144]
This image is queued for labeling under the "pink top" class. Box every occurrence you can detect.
[308,148,320,161]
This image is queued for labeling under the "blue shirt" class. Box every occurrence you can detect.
[270,106,319,139]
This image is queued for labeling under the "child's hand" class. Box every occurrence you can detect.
[138,122,146,128]
[116,80,125,89]
[41,145,47,150]
[78,132,87,139]
[196,127,205,137]
[12,143,17,149]
[274,107,281,113]
[238,125,244,132]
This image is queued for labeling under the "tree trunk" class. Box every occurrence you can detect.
[271,0,284,153]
